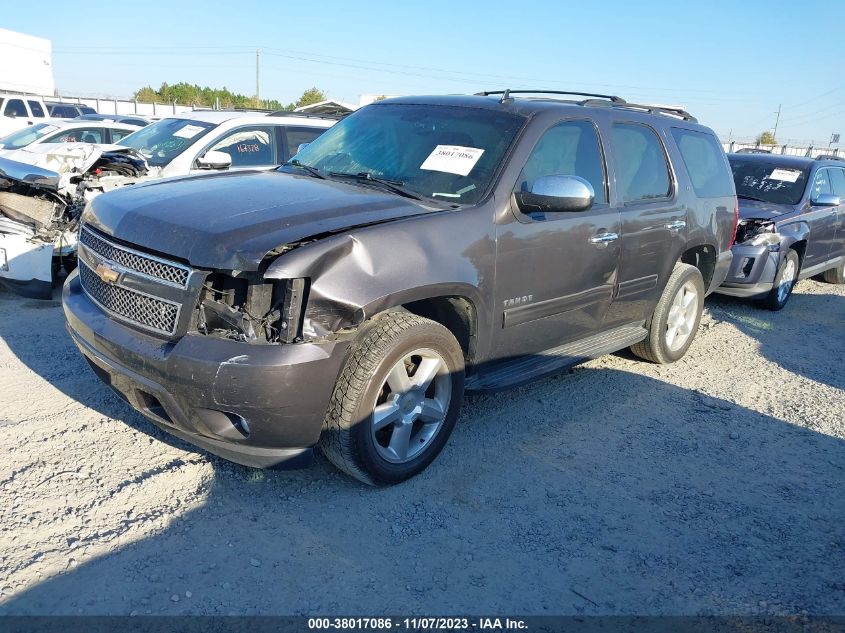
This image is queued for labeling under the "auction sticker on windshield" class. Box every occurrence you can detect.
[766,169,801,183]
[420,145,484,176]
[173,124,206,139]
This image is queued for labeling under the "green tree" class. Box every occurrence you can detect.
[756,131,777,145]
[133,82,283,110]
[294,87,327,109]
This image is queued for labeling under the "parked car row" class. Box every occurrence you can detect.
[2,90,842,485]
[0,109,335,297]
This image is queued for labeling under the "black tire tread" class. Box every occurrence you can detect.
[318,312,454,485]
[822,260,845,284]
[630,263,703,365]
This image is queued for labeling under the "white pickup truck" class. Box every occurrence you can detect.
[0,94,51,138]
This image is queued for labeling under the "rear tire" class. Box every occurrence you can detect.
[821,258,845,284]
[319,312,465,486]
[631,263,704,364]
[758,249,800,311]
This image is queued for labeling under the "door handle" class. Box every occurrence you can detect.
[664,220,686,231]
[589,232,619,245]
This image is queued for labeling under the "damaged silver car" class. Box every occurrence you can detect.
[0,144,148,298]
[717,154,845,309]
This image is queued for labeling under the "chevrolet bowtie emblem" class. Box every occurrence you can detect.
[95,263,120,284]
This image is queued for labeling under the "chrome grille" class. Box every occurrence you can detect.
[80,226,190,287]
[79,261,180,335]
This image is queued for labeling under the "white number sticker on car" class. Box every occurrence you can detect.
[766,169,801,183]
[420,145,485,177]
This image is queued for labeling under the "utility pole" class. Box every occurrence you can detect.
[255,48,260,108]
[772,103,781,141]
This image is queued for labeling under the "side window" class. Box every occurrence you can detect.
[5,99,28,118]
[811,169,832,199]
[670,128,733,197]
[110,129,134,143]
[611,123,672,203]
[284,126,328,161]
[207,126,277,167]
[515,119,607,204]
[28,101,45,118]
[826,168,845,198]
[46,127,103,143]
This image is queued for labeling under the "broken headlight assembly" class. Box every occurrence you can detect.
[196,273,307,344]
[736,219,780,249]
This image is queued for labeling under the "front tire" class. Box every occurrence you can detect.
[758,249,799,311]
[630,263,705,364]
[319,312,465,485]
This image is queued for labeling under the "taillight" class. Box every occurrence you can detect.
[728,196,739,248]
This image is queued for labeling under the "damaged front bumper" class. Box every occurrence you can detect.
[62,270,350,469]
[0,229,75,298]
[716,235,781,299]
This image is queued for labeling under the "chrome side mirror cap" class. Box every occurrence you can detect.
[514,174,595,214]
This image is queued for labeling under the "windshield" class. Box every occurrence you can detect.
[117,118,215,167]
[0,123,61,150]
[284,103,526,205]
[729,158,810,205]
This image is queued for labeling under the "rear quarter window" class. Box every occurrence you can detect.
[671,128,734,197]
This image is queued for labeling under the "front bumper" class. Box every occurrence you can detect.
[0,229,77,299]
[715,240,780,299]
[63,270,350,469]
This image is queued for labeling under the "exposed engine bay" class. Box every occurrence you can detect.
[0,144,152,298]
[735,218,779,246]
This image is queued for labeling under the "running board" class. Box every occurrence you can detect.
[466,323,647,391]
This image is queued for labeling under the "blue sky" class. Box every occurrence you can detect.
[5,0,844,144]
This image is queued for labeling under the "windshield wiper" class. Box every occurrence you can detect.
[283,159,325,179]
[328,171,422,200]
[737,194,769,203]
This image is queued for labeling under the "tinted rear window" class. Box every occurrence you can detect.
[611,123,671,203]
[671,128,733,197]
[729,158,809,205]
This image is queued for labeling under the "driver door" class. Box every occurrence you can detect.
[493,119,621,359]
[191,125,280,173]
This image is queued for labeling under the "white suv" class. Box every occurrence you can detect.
[115,110,335,176]
[0,93,50,137]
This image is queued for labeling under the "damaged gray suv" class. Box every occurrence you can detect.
[63,91,737,485]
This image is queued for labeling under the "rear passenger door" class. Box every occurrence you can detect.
[493,119,621,357]
[600,121,687,326]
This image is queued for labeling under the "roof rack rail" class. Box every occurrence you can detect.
[268,110,348,120]
[475,89,698,122]
[476,89,626,103]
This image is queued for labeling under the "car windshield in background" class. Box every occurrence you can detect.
[729,158,809,205]
[117,118,215,167]
[0,122,61,150]
[285,103,526,205]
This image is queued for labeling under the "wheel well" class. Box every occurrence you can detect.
[680,245,716,289]
[790,240,807,266]
[401,296,477,363]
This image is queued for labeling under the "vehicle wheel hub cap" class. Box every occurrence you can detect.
[370,349,452,464]
[665,281,698,352]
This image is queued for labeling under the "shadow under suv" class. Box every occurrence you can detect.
[63,91,737,485]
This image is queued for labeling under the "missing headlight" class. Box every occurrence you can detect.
[196,274,307,344]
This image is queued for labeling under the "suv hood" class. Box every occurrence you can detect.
[84,170,439,271]
[738,198,798,221]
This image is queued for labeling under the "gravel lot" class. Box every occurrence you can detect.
[0,278,843,616]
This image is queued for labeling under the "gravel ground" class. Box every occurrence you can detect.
[0,278,843,616]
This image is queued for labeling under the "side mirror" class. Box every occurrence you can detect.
[812,193,841,207]
[196,150,232,170]
[296,142,310,155]
[514,175,595,214]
